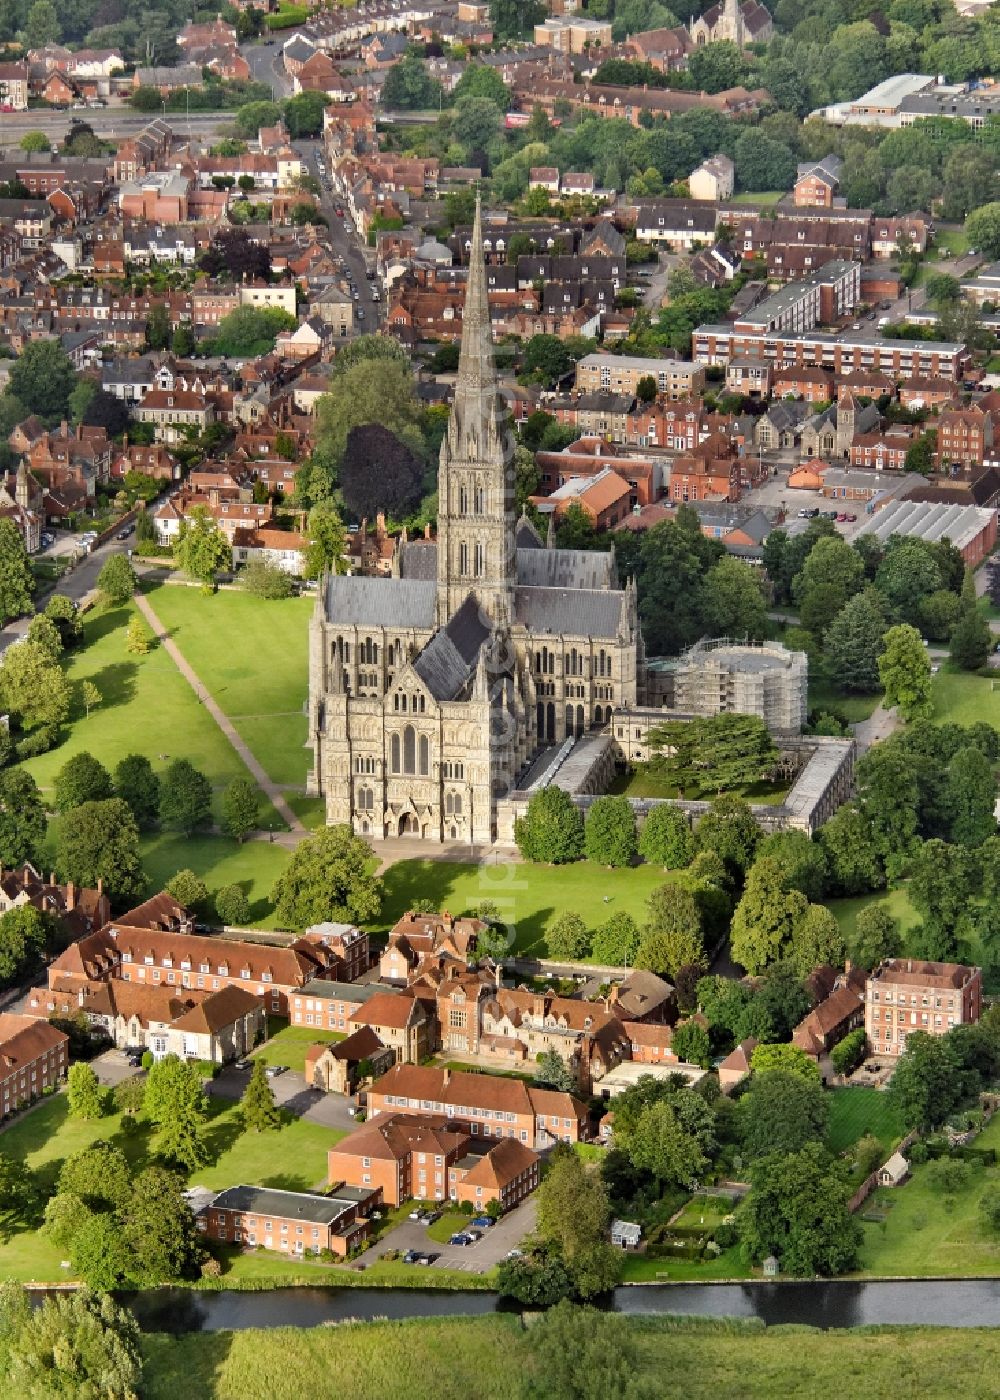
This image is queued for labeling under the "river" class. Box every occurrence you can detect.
[112,1279,1000,1334]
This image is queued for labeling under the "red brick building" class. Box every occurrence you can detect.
[0,1014,68,1120]
[865,959,982,1057]
[199,1183,378,1258]
[937,404,993,469]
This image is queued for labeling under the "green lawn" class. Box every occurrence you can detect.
[0,1086,344,1281]
[145,583,313,788]
[931,665,1000,726]
[857,1157,1000,1278]
[930,226,970,256]
[808,676,882,723]
[20,601,281,826]
[827,885,920,948]
[137,832,292,927]
[250,1023,346,1074]
[827,1087,905,1157]
[425,1209,469,1243]
[378,858,667,955]
[609,767,789,805]
[619,1245,750,1282]
[730,191,784,206]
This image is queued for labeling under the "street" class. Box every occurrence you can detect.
[293,138,382,330]
[0,527,134,656]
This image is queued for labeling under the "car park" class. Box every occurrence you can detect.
[409,1206,427,1221]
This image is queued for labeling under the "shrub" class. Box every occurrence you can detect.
[830,1027,866,1077]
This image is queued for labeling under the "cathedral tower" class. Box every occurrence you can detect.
[435,193,516,626]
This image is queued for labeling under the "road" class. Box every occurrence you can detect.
[0,527,134,656]
[243,38,293,101]
[293,139,382,330]
[0,110,231,152]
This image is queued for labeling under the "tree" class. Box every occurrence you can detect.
[272,824,384,929]
[96,554,137,605]
[514,787,584,864]
[56,798,144,906]
[755,830,827,903]
[8,1289,143,1398]
[548,912,590,960]
[636,374,657,403]
[730,857,808,975]
[694,794,759,879]
[200,227,271,282]
[114,754,160,831]
[524,1300,654,1400]
[0,638,72,731]
[950,578,992,671]
[701,557,768,640]
[381,51,442,109]
[172,324,195,357]
[591,911,641,966]
[25,614,61,663]
[58,1143,131,1213]
[0,519,34,625]
[19,131,50,153]
[638,805,694,869]
[739,1142,862,1277]
[125,614,151,654]
[639,884,706,976]
[239,557,292,600]
[966,201,1000,259]
[339,424,425,521]
[0,770,46,867]
[908,839,973,947]
[947,745,996,847]
[123,1165,203,1285]
[66,1063,105,1120]
[740,1070,829,1161]
[452,95,503,156]
[583,796,637,868]
[222,775,259,843]
[24,0,60,44]
[734,128,796,193]
[750,1043,820,1083]
[69,1213,132,1291]
[534,1048,577,1093]
[241,1058,281,1133]
[45,594,82,649]
[166,869,209,917]
[282,90,328,137]
[790,903,846,979]
[875,543,943,626]
[303,500,347,579]
[159,759,213,837]
[215,883,250,927]
[314,360,422,470]
[793,535,865,637]
[852,903,902,971]
[9,339,76,420]
[629,1097,709,1189]
[0,905,51,985]
[174,505,232,584]
[144,1056,208,1170]
[831,1027,867,1078]
[823,590,887,694]
[53,751,113,813]
[670,1018,711,1069]
[878,624,932,721]
[79,680,101,719]
[887,1030,960,1129]
[536,1147,619,1298]
[647,713,777,799]
[144,302,170,351]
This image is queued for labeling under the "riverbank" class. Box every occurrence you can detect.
[138,1313,1000,1400]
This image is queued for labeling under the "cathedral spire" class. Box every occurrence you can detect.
[455,189,497,400]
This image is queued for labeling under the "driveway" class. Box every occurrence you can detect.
[207,1064,362,1132]
[365,1197,537,1275]
[91,1047,144,1088]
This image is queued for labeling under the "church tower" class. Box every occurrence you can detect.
[436,193,516,626]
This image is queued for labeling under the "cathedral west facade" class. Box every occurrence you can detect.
[307,198,644,844]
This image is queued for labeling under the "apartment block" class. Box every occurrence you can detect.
[574,353,705,400]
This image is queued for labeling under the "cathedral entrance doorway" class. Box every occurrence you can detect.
[398,812,420,836]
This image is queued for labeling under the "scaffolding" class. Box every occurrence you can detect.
[672,637,808,736]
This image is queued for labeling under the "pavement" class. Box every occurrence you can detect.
[207,1063,362,1132]
[364,1197,537,1275]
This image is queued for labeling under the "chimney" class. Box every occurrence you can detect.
[66,880,75,912]
[97,877,103,895]
[49,871,55,886]
[376,510,386,536]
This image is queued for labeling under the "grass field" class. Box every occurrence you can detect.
[931,665,1000,726]
[930,227,970,256]
[145,584,313,789]
[807,676,882,723]
[730,191,784,207]
[249,1023,346,1074]
[144,1314,1000,1400]
[826,1087,905,1157]
[827,885,920,947]
[19,601,281,827]
[610,768,789,805]
[0,1087,343,1281]
[136,832,292,927]
[378,858,667,954]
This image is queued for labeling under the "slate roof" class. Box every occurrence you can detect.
[514,586,622,638]
[516,547,613,590]
[412,595,491,701]
[397,539,437,580]
[326,575,436,628]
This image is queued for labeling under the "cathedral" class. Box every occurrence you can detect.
[307,198,644,844]
[688,0,773,47]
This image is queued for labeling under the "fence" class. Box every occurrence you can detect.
[848,1128,920,1214]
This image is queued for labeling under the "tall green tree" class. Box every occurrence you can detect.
[823,589,886,693]
[793,535,865,637]
[56,798,144,906]
[114,754,160,831]
[96,555,137,605]
[0,519,34,626]
[583,796,637,868]
[159,759,212,837]
[548,912,590,960]
[0,638,71,732]
[590,911,641,966]
[123,1165,204,1285]
[739,1141,862,1277]
[755,830,827,903]
[174,506,232,584]
[851,904,902,971]
[694,794,760,880]
[950,571,992,671]
[222,775,259,843]
[240,1059,281,1133]
[0,905,52,985]
[53,752,113,813]
[9,339,76,420]
[66,1064,105,1120]
[0,770,46,868]
[7,1289,143,1398]
[739,1070,829,1160]
[887,1030,961,1129]
[700,556,768,640]
[638,805,693,869]
[515,787,584,864]
[303,500,347,579]
[789,903,846,978]
[647,713,777,798]
[272,824,384,929]
[730,857,808,974]
[639,883,706,976]
[947,745,996,847]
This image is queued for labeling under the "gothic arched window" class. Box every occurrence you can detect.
[403,725,416,774]
[419,734,429,776]
[391,733,401,773]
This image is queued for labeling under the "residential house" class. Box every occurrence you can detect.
[791,965,865,1062]
[689,154,734,201]
[379,909,484,985]
[0,863,109,940]
[349,989,432,1064]
[0,1015,68,1121]
[793,156,843,208]
[0,64,29,110]
[199,1183,379,1258]
[937,404,993,469]
[304,1026,394,1094]
[866,958,982,1056]
[290,980,396,1034]
[530,466,633,532]
[718,1036,757,1093]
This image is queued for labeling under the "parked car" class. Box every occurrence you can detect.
[124,1047,145,1066]
[846,512,857,523]
[265,1064,287,1079]
[415,1252,439,1265]
[357,309,365,320]
[505,1248,524,1260]
[424,1210,442,1224]
[465,1229,483,1242]
[836,512,847,522]
[449,1232,472,1246]
[409,1206,427,1221]
[470,1216,494,1230]
[402,1249,419,1264]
